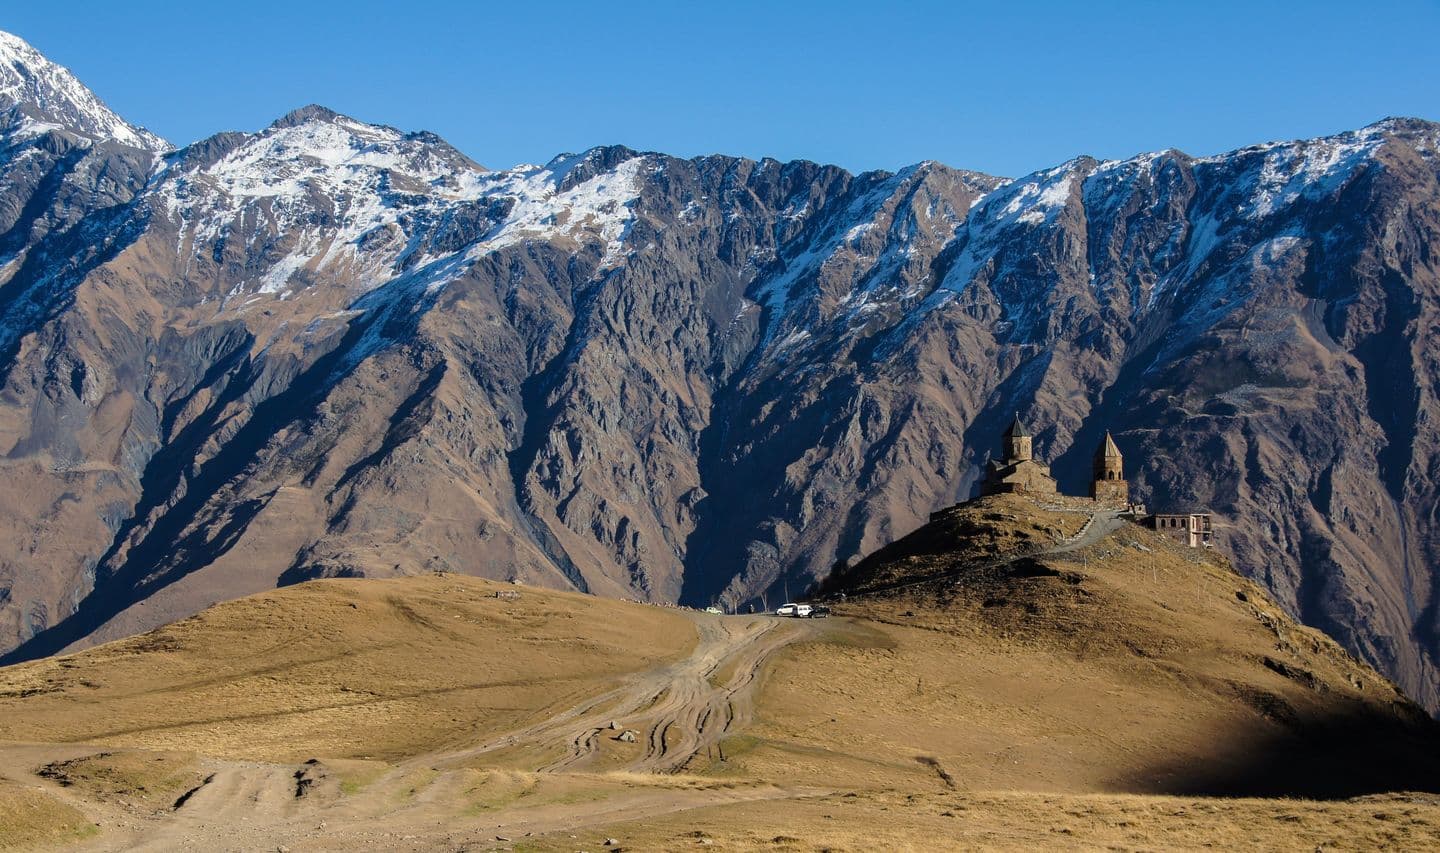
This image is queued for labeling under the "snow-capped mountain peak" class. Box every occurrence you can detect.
[0,30,168,152]
[156,108,651,301]
[193,105,483,201]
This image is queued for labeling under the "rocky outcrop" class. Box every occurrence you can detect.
[0,31,1436,713]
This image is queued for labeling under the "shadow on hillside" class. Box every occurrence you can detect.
[1123,705,1440,799]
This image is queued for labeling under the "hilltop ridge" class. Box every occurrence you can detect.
[805,493,1437,797]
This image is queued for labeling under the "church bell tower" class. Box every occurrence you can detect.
[1003,416,1032,463]
[1090,431,1128,505]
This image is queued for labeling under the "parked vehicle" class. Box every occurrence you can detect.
[776,603,814,617]
[703,606,724,615]
[807,605,831,619]
[775,603,798,616]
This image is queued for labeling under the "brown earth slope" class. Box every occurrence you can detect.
[1,497,1438,850]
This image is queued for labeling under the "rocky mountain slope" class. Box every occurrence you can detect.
[0,31,1436,713]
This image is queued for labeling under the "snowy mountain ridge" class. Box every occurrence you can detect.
[155,108,652,303]
[141,107,1423,370]
[0,31,167,152]
[164,111,1433,328]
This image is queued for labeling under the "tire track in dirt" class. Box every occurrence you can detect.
[414,612,817,775]
[35,611,823,851]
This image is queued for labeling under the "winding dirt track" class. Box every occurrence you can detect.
[421,612,815,774]
[39,611,824,851]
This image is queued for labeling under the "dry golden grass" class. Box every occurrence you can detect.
[0,574,696,762]
[1,496,1437,851]
[450,768,745,818]
[508,788,1440,852]
[733,498,1435,799]
[0,779,98,850]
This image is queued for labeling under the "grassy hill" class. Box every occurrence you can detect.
[0,574,697,761]
[1,497,1438,851]
[743,494,1437,799]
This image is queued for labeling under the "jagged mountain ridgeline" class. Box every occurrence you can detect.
[0,32,1436,712]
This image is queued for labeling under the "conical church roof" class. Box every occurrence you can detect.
[1094,430,1122,460]
[1003,415,1030,438]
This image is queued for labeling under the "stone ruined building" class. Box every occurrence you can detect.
[977,419,1212,547]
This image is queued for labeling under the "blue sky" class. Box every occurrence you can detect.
[5,1,1438,177]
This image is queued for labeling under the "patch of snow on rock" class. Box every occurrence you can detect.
[1203,126,1385,221]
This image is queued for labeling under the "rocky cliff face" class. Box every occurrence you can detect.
[0,32,1436,712]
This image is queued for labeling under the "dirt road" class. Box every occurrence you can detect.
[423,612,814,775]
[1,611,826,851]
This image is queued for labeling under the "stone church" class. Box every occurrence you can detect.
[976,418,1212,546]
[980,417,1059,496]
[979,417,1129,507]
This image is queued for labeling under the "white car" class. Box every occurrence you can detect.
[703,606,723,614]
[776,603,813,618]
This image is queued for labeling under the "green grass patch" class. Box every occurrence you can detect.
[333,760,389,796]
